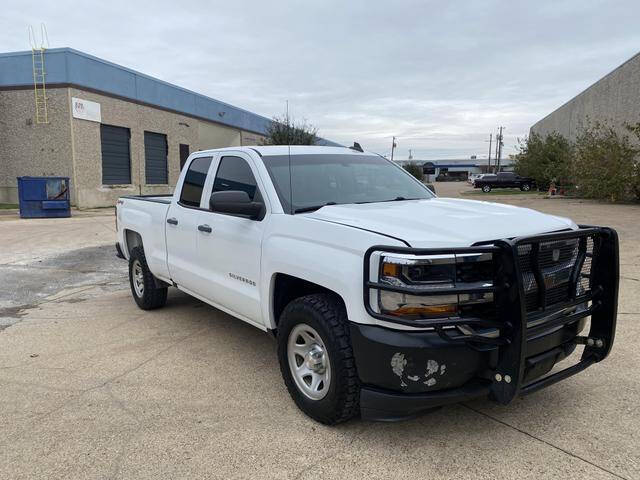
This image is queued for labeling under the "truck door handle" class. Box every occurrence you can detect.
[167,217,178,225]
[198,224,212,233]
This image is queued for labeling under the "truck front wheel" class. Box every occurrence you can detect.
[277,294,360,424]
[128,246,168,310]
[482,185,492,193]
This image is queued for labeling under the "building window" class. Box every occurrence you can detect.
[179,144,190,171]
[100,124,131,185]
[212,156,258,200]
[144,131,168,184]
[179,156,212,207]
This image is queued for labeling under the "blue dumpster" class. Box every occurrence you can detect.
[17,176,71,218]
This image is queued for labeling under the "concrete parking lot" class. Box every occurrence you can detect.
[1,188,639,479]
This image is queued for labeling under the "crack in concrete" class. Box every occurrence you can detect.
[0,327,206,448]
[0,281,127,330]
[292,424,367,479]
[463,404,630,480]
[621,276,639,282]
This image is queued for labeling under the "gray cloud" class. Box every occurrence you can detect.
[3,0,639,159]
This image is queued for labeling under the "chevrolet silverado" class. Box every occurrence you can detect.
[115,146,619,424]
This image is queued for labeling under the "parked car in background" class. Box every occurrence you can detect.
[473,172,536,193]
[468,173,486,185]
[435,171,466,182]
[115,146,618,424]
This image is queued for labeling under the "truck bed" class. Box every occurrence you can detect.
[120,194,172,204]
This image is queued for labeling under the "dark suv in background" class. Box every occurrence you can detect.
[474,172,535,193]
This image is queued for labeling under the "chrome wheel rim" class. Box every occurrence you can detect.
[523,184,530,191]
[132,260,144,297]
[287,324,331,401]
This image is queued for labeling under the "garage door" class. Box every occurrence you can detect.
[144,132,168,184]
[100,125,131,185]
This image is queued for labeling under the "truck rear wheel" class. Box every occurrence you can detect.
[128,246,167,310]
[482,185,491,193]
[520,183,531,191]
[277,294,360,425]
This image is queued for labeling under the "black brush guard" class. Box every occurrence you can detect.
[363,226,619,404]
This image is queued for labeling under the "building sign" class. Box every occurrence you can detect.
[71,97,101,122]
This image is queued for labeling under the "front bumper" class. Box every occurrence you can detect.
[356,226,619,421]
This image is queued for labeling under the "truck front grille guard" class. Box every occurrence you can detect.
[363,226,619,403]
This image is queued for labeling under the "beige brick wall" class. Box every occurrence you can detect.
[69,88,200,207]
[69,89,267,208]
[531,52,640,142]
[1,86,268,208]
[0,88,74,203]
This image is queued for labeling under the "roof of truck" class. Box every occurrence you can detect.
[193,145,374,157]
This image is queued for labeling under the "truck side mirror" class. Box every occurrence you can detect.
[209,190,264,220]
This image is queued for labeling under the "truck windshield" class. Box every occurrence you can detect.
[262,154,434,214]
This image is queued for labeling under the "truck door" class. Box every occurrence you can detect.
[165,155,215,292]
[499,172,515,187]
[194,153,267,326]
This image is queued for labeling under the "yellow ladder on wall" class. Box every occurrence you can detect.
[29,24,50,124]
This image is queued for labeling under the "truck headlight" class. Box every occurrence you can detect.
[377,253,494,319]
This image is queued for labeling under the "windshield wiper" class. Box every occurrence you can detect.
[294,202,337,214]
[385,196,422,202]
[356,196,422,205]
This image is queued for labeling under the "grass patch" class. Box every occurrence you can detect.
[462,189,544,196]
[0,203,19,209]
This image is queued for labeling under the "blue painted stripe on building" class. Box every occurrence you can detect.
[435,164,478,168]
[0,48,341,146]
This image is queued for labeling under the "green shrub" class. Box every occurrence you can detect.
[402,162,424,181]
[624,122,640,201]
[513,132,573,188]
[573,121,638,202]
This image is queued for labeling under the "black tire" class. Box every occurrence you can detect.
[128,246,168,310]
[482,185,491,193]
[277,294,360,425]
[520,183,531,192]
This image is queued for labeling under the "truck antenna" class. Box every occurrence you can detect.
[287,100,293,213]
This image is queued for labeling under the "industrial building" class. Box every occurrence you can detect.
[395,157,513,182]
[0,48,338,208]
[530,51,640,141]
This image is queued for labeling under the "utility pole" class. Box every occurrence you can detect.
[408,149,413,160]
[486,133,492,172]
[494,129,500,173]
[496,126,504,173]
[390,136,397,162]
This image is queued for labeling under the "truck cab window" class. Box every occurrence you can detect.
[212,156,258,200]
[180,156,212,207]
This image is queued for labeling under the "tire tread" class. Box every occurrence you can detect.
[278,293,360,425]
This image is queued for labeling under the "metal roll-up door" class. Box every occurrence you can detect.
[144,132,168,184]
[100,125,131,185]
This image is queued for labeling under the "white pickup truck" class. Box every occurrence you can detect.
[115,145,619,424]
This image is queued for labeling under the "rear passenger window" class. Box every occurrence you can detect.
[212,156,258,200]
[180,156,212,207]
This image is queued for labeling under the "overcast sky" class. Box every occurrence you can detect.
[3,1,640,159]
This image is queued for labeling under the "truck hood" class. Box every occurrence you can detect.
[306,198,577,248]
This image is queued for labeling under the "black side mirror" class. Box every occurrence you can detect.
[209,190,264,220]
[425,184,436,194]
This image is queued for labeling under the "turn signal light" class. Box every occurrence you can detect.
[387,304,457,317]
